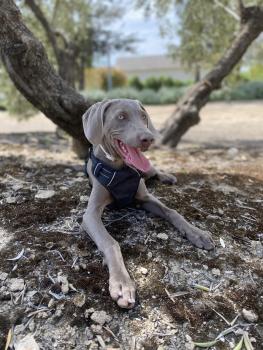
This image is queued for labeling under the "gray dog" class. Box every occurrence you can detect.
[81,99,214,309]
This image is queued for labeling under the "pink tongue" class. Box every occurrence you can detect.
[119,143,151,172]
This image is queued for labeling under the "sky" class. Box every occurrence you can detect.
[95,5,179,66]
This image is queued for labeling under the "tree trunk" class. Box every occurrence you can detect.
[0,0,91,158]
[161,3,263,147]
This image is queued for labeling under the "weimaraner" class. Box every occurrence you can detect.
[81,99,214,309]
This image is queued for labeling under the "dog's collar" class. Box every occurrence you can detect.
[99,144,116,162]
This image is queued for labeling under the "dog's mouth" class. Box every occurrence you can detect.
[115,139,151,172]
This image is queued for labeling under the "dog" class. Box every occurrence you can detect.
[80,99,214,309]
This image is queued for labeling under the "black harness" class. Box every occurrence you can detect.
[86,150,142,209]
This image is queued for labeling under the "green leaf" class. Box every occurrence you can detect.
[233,336,244,350]
[244,331,254,350]
[193,339,218,348]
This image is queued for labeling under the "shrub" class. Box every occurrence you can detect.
[129,76,144,90]
[159,87,185,104]
[106,88,140,100]
[139,89,161,104]
[100,68,127,90]
[143,77,163,91]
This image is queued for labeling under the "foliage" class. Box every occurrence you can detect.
[100,69,127,90]
[241,64,263,81]
[137,0,263,75]
[129,76,144,90]
[211,81,263,101]
[83,86,186,104]
[128,75,192,91]
[84,80,263,105]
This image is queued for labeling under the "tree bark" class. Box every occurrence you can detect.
[0,0,91,157]
[161,3,263,147]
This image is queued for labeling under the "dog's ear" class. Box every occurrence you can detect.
[136,100,158,135]
[82,100,112,145]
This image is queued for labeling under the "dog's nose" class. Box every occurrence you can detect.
[140,135,154,148]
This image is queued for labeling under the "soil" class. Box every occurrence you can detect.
[0,130,262,349]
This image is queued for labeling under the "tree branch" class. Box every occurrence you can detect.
[161,3,263,147]
[0,0,91,156]
[213,0,240,21]
[25,0,59,58]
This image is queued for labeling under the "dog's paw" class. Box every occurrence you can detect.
[157,171,177,185]
[185,227,215,251]
[109,274,136,309]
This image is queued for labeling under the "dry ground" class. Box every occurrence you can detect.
[0,102,262,349]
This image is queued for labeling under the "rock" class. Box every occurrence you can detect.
[77,172,84,177]
[29,320,35,332]
[0,272,8,281]
[85,327,94,340]
[35,190,55,199]
[147,252,153,259]
[242,309,258,323]
[48,298,55,308]
[85,308,95,318]
[211,268,221,276]
[90,311,112,325]
[6,197,18,204]
[157,233,169,240]
[251,240,263,258]
[227,147,239,158]
[73,293,86,307]
[14,324,24,335]
[57,273,69,294]
[14,334,39,350]
[140,267,148,275]
[64,168,72,174]
[7,278,25,292]
[218,208,224,216]
[90,324,103,335]
[80,195,89,203]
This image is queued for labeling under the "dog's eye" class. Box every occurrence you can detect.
[118,114,125,120]
[142,114,147,121]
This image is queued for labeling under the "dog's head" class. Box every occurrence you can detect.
[82,99,157,172]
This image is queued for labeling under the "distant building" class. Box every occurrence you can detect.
[116,54,194,81]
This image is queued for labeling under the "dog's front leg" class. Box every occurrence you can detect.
[144,164,177,185]
[81,181,136,309]
[136,181,214,250]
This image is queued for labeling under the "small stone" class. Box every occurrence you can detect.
[85,327,94,340]
[57,273,69,294]
[12,184,23,191]
[147,252,153,259]
[14,324,24,335]
[157,233,169,240]
[48,298,55,308]
[14,334,39,350]
[90,324,103,335]
[0,272,8,281]
[7,278,25,292]
[60,186,68,191]
[80,195,89,203]
[218,208,224,216]
[211,268,221,276]
[80,263,87,270]
[77,172,84,177]
[203,265,208,270]
[140,267,148,275]
[227,147,239,158]
[85,308,95,318]
[29,320,35,332]
[90,311,112,325]
[35,190,55,199]
[64,168,72,174]
[6,197,17,204]
[73,293,86,307]
[242,309,258,323]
